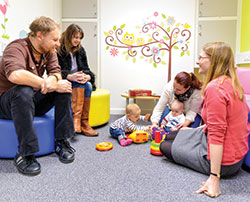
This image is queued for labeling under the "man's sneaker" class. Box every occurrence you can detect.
[14,154,41,176]
[55,139,75,163]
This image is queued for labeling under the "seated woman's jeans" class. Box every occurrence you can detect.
[71,81,92,98]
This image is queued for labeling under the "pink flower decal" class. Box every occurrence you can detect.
[0,4,7,15]
[151,47,160,56]
[154,12,158,17]
[150,21,157,30]
[110,48,119,56]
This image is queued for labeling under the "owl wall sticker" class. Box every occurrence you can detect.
[136,37,145,45]
[122,32,135,45]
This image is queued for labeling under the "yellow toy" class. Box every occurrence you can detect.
[127,130,149,143]
[96,142,113,151]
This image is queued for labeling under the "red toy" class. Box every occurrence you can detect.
[129,89,152,97]
[150,131,163,156]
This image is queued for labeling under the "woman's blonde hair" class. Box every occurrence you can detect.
[57,24,84,56]
[201,42,244,101]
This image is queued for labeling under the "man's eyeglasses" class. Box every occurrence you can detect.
[198,56,210,60]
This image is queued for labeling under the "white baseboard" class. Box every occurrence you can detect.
[110,107,153,115]
[110,108,125,115]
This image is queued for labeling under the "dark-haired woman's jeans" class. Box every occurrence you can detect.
[0,85,74,156]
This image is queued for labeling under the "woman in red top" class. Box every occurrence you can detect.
[160,42,250,198]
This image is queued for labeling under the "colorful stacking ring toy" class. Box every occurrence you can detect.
[96,142,113,151]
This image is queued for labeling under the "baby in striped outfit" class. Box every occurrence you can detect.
[110,103,151,146]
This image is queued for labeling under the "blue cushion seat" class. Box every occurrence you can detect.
[0,110,54,159]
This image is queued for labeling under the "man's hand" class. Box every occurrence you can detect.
[41,76,57,94]
[56,79,72,93]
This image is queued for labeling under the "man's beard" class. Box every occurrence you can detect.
[40,43,55,54]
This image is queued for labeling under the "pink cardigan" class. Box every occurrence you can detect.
[202,76,250,165]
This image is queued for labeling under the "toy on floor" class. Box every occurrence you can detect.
[96,142,113,151]
[127,130,149,143]
[150,129,167,156]
[151,127,166,140]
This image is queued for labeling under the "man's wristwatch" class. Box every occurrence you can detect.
[210,172,220,179]
[48,74,59,81]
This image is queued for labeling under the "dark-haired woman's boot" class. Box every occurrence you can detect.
[81,98,99,136]
[71,88,85,133]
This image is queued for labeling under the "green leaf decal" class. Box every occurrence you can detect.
[120,24,126,29]
[2,35,9,39]
[163,36,169,40]
[162,14,166,19]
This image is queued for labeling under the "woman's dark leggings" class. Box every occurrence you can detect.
[160,130,179,161]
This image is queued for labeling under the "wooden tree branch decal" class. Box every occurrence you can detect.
[104,13,192,81]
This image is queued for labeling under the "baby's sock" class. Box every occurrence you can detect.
[119,138,133,147]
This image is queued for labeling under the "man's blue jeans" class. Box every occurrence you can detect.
[0,85,74,156]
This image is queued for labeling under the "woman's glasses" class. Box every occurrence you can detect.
[198,56,210,60]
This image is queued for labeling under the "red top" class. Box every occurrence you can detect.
[202,76,250,165]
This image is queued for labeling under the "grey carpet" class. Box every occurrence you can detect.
[0,114,250,202]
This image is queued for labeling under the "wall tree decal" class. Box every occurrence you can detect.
[104,12,192,81]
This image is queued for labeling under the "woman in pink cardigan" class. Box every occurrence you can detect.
[160,42,250,198]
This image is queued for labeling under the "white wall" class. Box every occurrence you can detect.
[0,0,197,115]
[100,0,196,114]
[0,0,61,55]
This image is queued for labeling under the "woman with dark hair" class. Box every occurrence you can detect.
[160,42,250,198]
[57,24,98,136]
[151,71,202,129]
